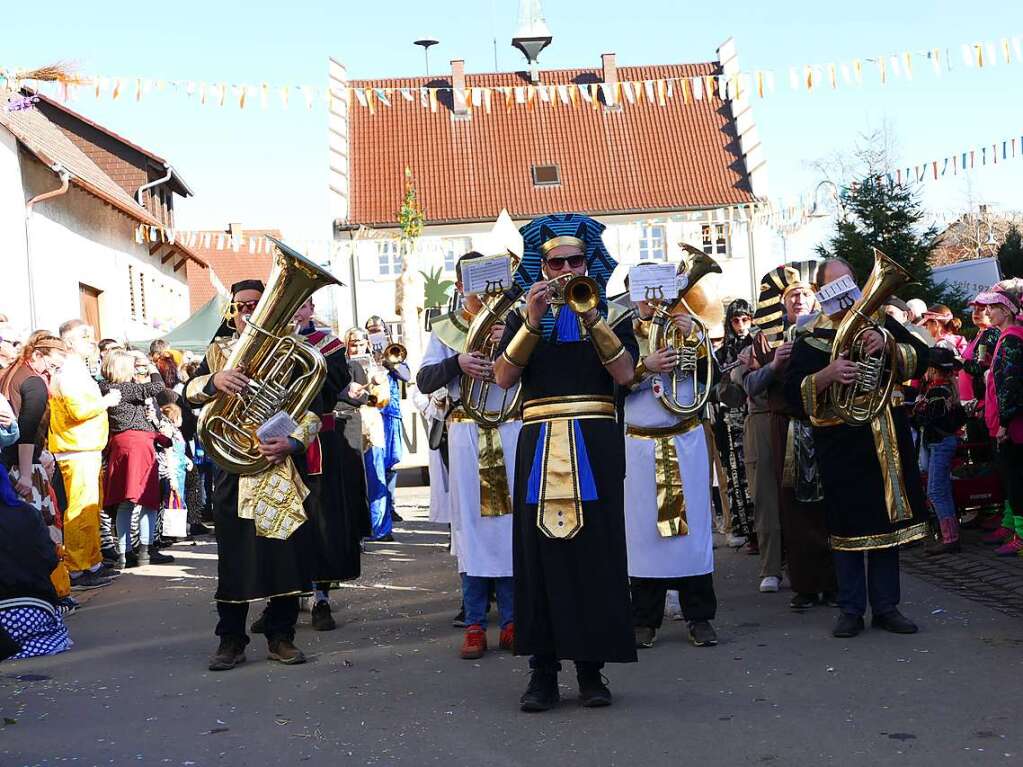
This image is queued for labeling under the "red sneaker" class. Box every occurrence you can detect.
[982,527,1014,544]
[499,623,514,652]
[994,536,1023,557]
[460,625,487,659]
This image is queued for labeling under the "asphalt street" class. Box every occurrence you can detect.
[2,486,1022,767]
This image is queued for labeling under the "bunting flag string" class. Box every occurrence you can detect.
[2,32,1021,116]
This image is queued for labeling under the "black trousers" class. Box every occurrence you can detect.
[631,573,717,629]
[832,548,900,618]
[999,441,1023,519]
[215,596,299,643]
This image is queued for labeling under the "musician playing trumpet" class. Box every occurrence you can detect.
[416,252,520,662]
[784,257,930,640]
[363,316,410,539]
[492,214,637,712]
[620,262,720,652]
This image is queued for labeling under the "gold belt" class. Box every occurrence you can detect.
[522,395,616,424]
[626,418,702,439]
[447,408,474,423]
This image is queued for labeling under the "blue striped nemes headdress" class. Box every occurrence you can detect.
[514,213,618,341]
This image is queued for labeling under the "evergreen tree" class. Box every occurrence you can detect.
[815,178,944,304]
[997,223,1023,279]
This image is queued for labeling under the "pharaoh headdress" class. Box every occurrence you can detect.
[515,214,618,341]
[753,260,818,348]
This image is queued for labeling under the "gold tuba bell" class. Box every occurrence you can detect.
[198,237,342,475]
[547,272,600,314]
[647,245,722,416]
[828,247,913,425]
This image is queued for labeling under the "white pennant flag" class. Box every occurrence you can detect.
[375,88,391,107]
[354,88,368,107]
[622,81,635,103]
[514,86,526,104]
[400,88,413,101]
[691,76,703,100]
[472,87,483,107]
[558,84,570,104]
[644,80,656,102]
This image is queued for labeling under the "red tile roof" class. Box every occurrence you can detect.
[186,229,282,312]
[345,62,757,227]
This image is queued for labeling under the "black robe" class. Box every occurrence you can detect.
[300,327,362,584]
[498,308,638,664]
[783,315,930,551]
[184,338,318,602]
[337,359,372,540]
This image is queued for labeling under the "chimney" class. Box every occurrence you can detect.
[601,52,618,107]
[451,59,468,117]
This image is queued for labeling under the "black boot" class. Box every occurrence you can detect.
[576,665,612,707]
[520,666,560,712]
[832,613,865,638]
[146,545,175,565]
[208,636,247,671]
[251,609,268,635]
[311,601,337,631]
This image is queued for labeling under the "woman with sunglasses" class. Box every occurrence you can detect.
[493,214,638,712]
[185,279,321,672]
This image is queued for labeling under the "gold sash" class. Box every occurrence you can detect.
[478,425,512,517]
[238,458,310,540]
[871,407,913,523]
[536,418,585,539]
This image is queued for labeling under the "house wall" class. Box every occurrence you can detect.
[334,208,781,334]
[15,151,190,340]
[0,128,32,330]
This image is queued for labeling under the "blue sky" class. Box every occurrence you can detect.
[4,1,1021,246]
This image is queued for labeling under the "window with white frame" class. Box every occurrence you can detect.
[442,237,472,274]
[701,223,731,257]
[638,224,667,261]
[377,240,403,276]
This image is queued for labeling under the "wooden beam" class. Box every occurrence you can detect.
[160,250,175,265]
[149,243,162,257]
[172,251,189,272]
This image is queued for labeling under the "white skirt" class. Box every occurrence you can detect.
[624,424,714,579]
[447,420,520,578]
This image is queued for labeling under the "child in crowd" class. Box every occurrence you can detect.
[158,403,190,539]
[914,347,967,556]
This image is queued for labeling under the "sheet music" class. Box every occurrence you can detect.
[815,275,861,316]
[628,263,680,302]
[460,254,513,296]
[255,411,299,442]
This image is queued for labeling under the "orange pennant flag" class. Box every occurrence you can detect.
[680,77,690,104]
[590,83,600,109]
[657,79,666,106]
[705,75,716,99]
[569,84,578,106]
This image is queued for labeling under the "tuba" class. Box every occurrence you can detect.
[828,247,913,425]
[461,253,524,427]
[198,237,342,475]
[647,245,722,416]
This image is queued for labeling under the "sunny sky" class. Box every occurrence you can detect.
[4,1,1022,249]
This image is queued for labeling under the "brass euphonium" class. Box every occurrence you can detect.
[462,253,524,427]
[198,237,342,475]
[647,245,722,416]
[829,247,913,425]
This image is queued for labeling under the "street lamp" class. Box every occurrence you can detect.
[414,39,439,76]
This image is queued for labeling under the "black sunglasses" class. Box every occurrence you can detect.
[544,254,586,270]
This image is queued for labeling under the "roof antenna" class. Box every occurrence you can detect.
[414,38,439,76]
[511,0,551,83]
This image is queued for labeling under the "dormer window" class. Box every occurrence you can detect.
[532,164,560,186]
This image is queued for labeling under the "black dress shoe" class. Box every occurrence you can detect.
[923,540,961,556]
[821,591,840,608]
[520,668,560,712]
[832,613,865,638]
[871,610,918,634]
[790,593,819,611]
[577,668,612,708]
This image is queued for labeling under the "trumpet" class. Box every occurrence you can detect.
[546,273,600,314]
[371,341,406,367]
[647,246,722,417]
